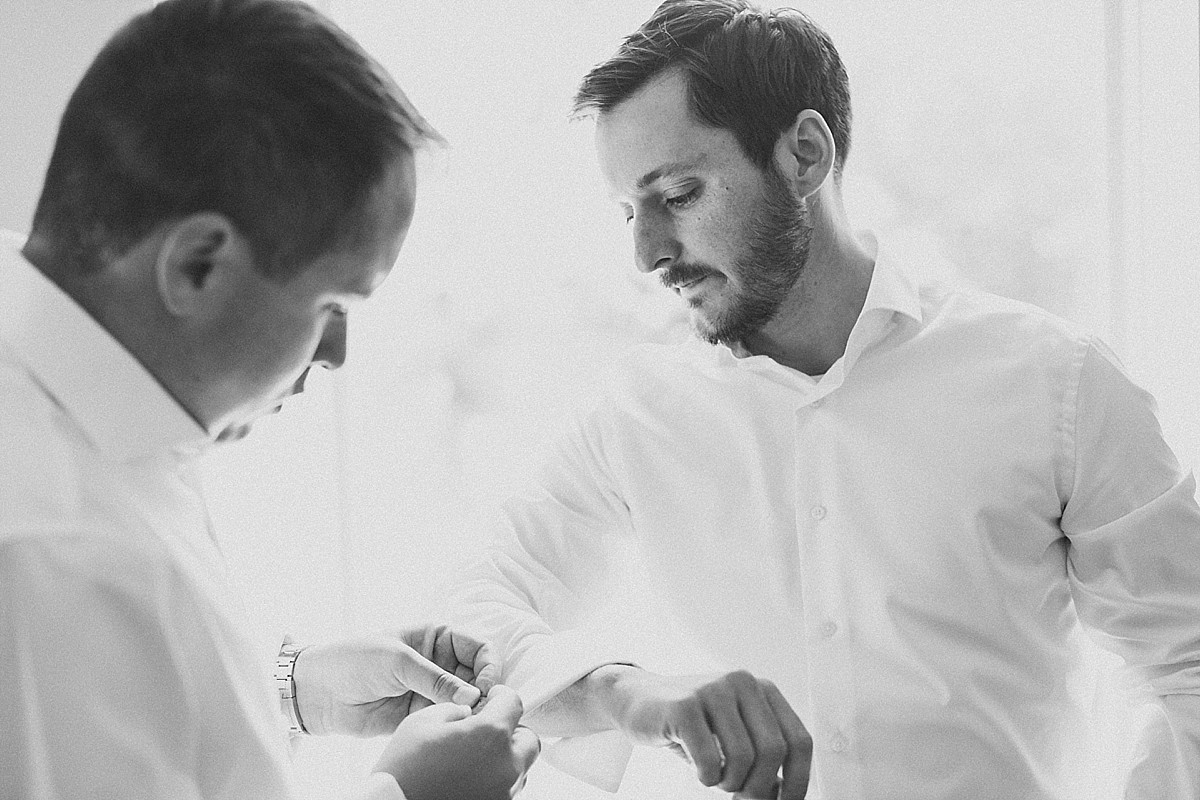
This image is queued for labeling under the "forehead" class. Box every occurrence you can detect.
[594,68,745,193]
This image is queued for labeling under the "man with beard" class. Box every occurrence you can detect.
[441,1,1200,799]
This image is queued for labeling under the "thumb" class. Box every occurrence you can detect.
[392,645,481,707]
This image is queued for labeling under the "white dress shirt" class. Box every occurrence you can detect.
[0,232,403,800]
[451,238,1200,799]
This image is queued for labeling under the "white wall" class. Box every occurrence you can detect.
[0,0,148,232]
[1112,0,1200,472]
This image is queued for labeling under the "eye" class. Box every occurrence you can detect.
[664,187,700,210]
[326,303,349,316]
[619,203,634,226]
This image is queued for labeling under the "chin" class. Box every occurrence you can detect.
[690,308,724,344]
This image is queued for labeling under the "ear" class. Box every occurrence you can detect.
[154,213,252,318]
[773,109,836,200]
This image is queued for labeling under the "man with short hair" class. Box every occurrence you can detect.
[0,1,537,798]
[445,2,1200,798]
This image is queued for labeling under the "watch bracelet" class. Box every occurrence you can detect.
[274,642,309,735]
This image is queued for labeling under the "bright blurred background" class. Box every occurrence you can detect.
[2,1,1198,797]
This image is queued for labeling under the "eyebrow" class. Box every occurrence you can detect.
[635,157,708,190]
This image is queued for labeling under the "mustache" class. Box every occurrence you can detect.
[659,263,717,290]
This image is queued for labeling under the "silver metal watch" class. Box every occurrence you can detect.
[274,641,309,735]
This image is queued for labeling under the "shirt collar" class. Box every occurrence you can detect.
[856,231,923,327]
[710,232,925,381]
[0,231,212,462]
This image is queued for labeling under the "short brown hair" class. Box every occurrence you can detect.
[574,0,851,177]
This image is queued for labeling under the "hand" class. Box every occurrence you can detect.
[602,667,811,800]
[374,684,541,800]
[293,626,500,737]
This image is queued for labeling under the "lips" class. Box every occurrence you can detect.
[673,275,706,292]
[676,274,718,299]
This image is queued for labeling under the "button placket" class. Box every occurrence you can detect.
[793,384,864,797]
[794,392,859,790]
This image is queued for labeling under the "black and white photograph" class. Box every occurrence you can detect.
[1,1,1198,798]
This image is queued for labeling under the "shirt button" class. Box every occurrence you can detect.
[831,734,849,753]
[820,621,838,639]
[810,505,827,520]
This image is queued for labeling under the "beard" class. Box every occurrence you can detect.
[660,166,812,346]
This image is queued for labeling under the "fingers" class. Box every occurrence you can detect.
[429,629,482,701]
[469,641,501,696]
[704,686,751,791]
[664,741,692,763]
[430,627,459,676]
[510,724,541,773]
[729,675,787,799]
[428,626,501,697]
[684,672,803,799]
[762,682,812,800]
[672,705,724,787]
[470,684,539,797]
[474,683,524,729]
[393,644,481,707]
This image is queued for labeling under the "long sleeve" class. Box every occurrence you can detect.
[448,404,639,790]
[1061,339,1200,798]
[452,403,638,703]
[0,531,296,800]
[1,534,200,800]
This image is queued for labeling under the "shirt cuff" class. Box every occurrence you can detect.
[502,629,636,793]
[542,731,633,793]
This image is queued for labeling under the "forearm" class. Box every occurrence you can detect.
[448,538,640,714]
[521,663,640,738]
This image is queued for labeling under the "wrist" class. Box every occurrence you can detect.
[586,663,645,732]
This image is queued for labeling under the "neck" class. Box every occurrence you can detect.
[739,197,875,375]
[22,233,212,433]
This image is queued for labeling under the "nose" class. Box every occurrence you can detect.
[632,210,680,274]
[312,312,348,371]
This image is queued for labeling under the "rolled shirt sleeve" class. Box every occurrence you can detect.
[1062,339,1200,798]
[449,403,638,790]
